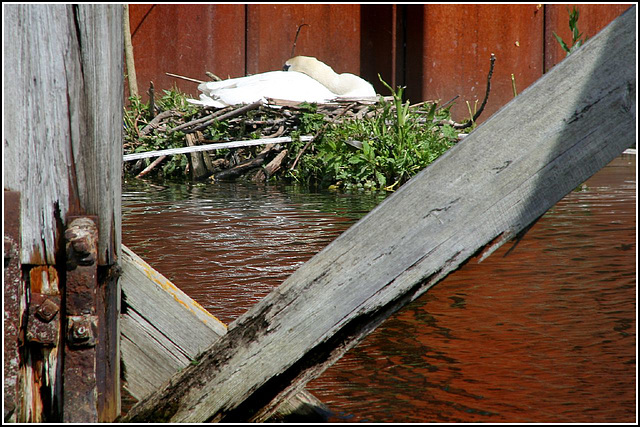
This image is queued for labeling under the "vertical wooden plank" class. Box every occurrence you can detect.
[65,6,123,421]
[544,3,633,72]
[246,4,362,76]
[73,4,123,267]
[3,4,123,422]
[4,4,83,265]
[3,3,121,266]
[128,4,246,100]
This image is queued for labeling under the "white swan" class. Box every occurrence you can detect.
[283,56,376,98]
[188,56,377,108]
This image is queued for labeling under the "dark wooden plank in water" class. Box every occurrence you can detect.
[122,6,636,423]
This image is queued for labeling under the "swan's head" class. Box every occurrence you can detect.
[283,56,376,98]
[283,56,338,87]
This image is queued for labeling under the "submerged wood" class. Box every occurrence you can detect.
[122,7,636,423]
[185,133,210,180]
[213,144,277,181]
[119,245,330,421]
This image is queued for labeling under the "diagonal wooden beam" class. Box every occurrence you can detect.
[121,6,636,423]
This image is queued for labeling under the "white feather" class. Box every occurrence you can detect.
[188,56,377,108]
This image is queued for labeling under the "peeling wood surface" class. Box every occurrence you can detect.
[122,7,636,423]
[3,4,122,266]
[3,192,23,422]
[119,245,329,421]
[3,4,123,422]
[119,244,227,401]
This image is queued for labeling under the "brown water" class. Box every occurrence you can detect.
[121,154,636,423]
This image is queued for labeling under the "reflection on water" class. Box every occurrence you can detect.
[122,181,386,323]
[122,155,636,423]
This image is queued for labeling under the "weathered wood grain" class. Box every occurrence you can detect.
[4,4,123,422]
[123,6,635,423]
[119,245,330,421]
[3,4,122,266]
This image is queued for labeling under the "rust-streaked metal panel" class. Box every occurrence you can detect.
[408,4,545,123]
[62,216,100,423]
[129,4,246,100]
[246,4,362,76]
[26,267,61,346]
[360,4,399,94]
[544,4,633,72]
[3,191,22,422]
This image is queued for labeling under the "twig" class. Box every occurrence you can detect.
[165,72,205,84]
[123,5,138,98]
[148,81,155,119]
[140,110,182,136]
[189,101,263,133]
[136,155,167,178]
[290,23,309,58]
[454,53,496,129]
[205,71,222,82]
[437,95,459,112]
[289,102,356,171]
[168,106,233,133]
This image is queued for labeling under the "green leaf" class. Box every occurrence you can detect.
[553,32,570,53]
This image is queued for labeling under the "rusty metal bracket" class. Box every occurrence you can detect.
[62,215,100,423]
[67,315,98,348]
[26,292,61,346]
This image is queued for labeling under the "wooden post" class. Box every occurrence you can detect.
[3,4,123,422]
[122,6,635,423]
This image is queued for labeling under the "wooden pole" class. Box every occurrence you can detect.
[121,5,636,424]
[4,4,123,422]
[123,4,139,98]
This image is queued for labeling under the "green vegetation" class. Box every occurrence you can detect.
[554,6,589,56]
[292,78,459,191]
[124,88,201,179]
[123,80,463,191]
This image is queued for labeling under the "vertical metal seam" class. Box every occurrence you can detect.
[244,4,249,76]
[542,4,547,74]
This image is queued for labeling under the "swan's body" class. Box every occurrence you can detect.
[188,56,377,108]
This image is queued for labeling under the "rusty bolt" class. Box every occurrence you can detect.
[67,316,97,347]
[74,326,88,339]
[65,217,98,268]
[35,298,59,323]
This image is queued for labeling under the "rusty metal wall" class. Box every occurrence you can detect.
[544,3,633,72]
[246,4,362,75]
[128,4,631,121]
[129,4,246,97]
[406,4,545,121]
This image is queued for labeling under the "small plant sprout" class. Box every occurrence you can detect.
[554,6,589,56]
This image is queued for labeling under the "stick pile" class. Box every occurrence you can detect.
[125,97,389,181]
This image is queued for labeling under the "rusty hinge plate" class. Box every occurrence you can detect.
[62,215,100,423]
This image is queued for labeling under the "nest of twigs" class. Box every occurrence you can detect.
[125,96,391,182]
